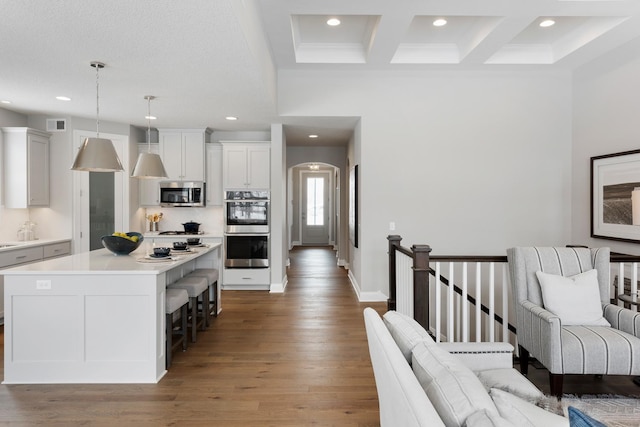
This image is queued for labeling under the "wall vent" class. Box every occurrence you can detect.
[46,118,66,132]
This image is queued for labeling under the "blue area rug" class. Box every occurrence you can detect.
[562,395,640,427]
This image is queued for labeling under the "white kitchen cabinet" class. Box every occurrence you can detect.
[1,127,50,207]
[0,239,71,324]
[206,143,223,206]
[222,142,270,190]
[222,267,270,290]
[137,143,161,206]
[158,128,211,181]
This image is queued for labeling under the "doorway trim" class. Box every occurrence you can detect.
[71,130,130,253]
[299,169,333,246]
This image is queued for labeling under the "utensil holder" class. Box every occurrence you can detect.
[149,222,158,232]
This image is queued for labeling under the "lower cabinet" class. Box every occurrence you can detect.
[222,267,270,290]
[0,240,71,324]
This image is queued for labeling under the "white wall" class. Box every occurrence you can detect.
[572,37,640,255]
[279,69,573,300]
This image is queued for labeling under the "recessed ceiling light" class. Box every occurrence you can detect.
[309,134,319,138]
[225,116,238,121]
[433,18,447,27]
[145,115,157,120]
[327,18,341,26]
[1,100,11,104]
[540,19,556,28]
[56,96,71,101]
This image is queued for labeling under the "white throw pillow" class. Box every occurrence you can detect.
[383,310,434,364]
[535,269,610,326]
[490,388,569,427]
[476,368,544,402]
[412,341,498,426]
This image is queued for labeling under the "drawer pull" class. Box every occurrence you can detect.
[16,255,27,259]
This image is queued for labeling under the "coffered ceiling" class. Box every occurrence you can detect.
[1,0,640,147]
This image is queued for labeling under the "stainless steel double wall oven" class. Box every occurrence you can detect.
[224,190,269,268]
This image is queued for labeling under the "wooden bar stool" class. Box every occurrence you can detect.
[168,276,209,343]
[165,288,189,368]
[187,268,219,317]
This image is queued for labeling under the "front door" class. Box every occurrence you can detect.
[301,171,330,245]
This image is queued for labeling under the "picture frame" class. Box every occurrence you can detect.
[349,164,358,248]
[591,149,640,243]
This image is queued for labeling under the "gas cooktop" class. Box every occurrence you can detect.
[158,231,205,235]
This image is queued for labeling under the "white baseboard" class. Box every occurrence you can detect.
[337,258,347,267]
[270,275,288,293]
[348,270,387,302]
[359,291,388,302]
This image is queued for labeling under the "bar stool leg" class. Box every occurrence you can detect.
[212,281,218,317]
[165,313,172,369]
[202,292,210,329]
[190,297,198,343]
[180,304,188,351]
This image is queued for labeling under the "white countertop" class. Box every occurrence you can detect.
[0,238,71,252]
[2,243,221,276]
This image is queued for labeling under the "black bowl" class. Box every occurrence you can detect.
[173,242,188,250]
[101,232,144,255]
[154,247,171,256]
[186,237,201,245]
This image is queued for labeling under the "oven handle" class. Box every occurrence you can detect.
[224,233,270,237]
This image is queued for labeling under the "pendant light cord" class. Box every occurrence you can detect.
[91,62,105,139]
[147,96,152,152]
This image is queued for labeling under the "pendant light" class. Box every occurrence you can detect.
[131,96,168,178]
[71,61,124,172]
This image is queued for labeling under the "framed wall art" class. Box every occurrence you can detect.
[591,149,640,243]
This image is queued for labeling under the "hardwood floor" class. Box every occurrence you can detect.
[0,246,387,426]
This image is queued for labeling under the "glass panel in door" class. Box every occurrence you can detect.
[89,172,115,250]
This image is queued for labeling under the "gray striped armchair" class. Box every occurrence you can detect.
[507,246,640,396]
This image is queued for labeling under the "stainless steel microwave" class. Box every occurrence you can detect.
[159,181,206,207]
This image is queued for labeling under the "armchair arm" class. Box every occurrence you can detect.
[603,304,640,338]
[438,342,514,371]
[518,300,564,374]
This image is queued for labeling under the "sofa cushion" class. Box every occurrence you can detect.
[490,388,569,427]
[535,269,610,326]
[383,310,434,364]
[412,341,498,426]
[465,409,516,427]
[476,368,544,402]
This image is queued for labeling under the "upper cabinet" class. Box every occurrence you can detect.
[222,143,270,190]
[1,127,50,208]
[206,143,223,206]
[158,128,211,181]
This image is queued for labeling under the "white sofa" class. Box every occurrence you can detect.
[363,307,571,427]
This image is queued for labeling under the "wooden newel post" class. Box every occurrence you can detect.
[387,235,402,311]
[412,244,432,331]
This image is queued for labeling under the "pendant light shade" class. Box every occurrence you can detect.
[71,61,124,172]
[72,137,124,171]
[132,96,168,179]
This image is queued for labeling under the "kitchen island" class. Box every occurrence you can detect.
[2,243,221,384]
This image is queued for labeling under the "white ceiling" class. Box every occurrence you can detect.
[2,0,640,147]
